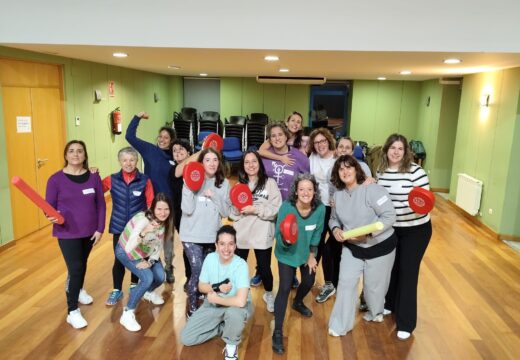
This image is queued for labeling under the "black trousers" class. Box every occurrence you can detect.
[316,206,340,287]
[236,247,273,292]
[58,237,93,313]
[274,261,315,331]
[112,234,139,290]
[385,221,432,333]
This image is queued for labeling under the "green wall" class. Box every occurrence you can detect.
[350,80,421,145]
[0,46,181,245]
[220,78,310,125]
[449,67,520,236]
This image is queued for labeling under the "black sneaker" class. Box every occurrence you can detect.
[292,301,313,317]
[165,268,175,284]
[315,284,336,303]
[272,330,284,354]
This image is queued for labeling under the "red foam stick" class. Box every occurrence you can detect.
[280,213,298,244]
[408,187,435,214]
[11,176,65,224]
[183,162,205,191]
[230,183,253,210]
[202,133,224,152]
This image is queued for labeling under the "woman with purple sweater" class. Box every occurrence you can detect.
[46,140,106,329]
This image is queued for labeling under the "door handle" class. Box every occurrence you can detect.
[37,158,48,168]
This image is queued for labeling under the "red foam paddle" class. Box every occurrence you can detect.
[230,183,253,210]
[11,176,65,224]
[280,213,298,244]
[202,133,224,152]
[408,187,435,214]
[183,162,205,191]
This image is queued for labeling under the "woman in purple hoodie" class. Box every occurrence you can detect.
[46,140,106,329]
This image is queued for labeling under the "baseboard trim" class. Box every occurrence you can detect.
[0,239,17,253]
[431,187,449,193]
[446,200,499,239]
[500,234,520,242]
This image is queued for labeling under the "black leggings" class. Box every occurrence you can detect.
[58,237,93,313]
[274,261,315,331]
[112,234,138,290]
[316,206,341,287]
[236,248,273,292]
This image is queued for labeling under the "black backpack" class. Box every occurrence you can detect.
[409,140,426,160]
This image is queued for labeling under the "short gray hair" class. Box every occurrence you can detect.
[288,173,321,210]
[118,146,139,161]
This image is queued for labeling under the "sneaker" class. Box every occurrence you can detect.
[397,331,411,340]
[67,308,88,329]
[292,276,299,289]
[105,289,123,306]
[292,301,313,317]
[315,284,336,303]
[120,309,141,332]
[223,345,238,360]
[250,274,262,287]
[263,292,275,313]
[359,293,368,311]
[143,291,164,305]
[272,329,284,354]
[165,267,175,284]
[363,313,384,322]
[78,289,93,305]
[328,328,340,337]
[383,308,392,316]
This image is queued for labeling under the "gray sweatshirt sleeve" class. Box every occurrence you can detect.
[211,180,231,217]
[256,179,282,221]
[366,184,396,235]
[181,183,196,215]
[328,191,342,231]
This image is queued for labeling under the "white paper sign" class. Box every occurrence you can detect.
[16,116,31,133]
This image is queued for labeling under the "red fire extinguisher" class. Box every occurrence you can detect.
[111,107,122,135]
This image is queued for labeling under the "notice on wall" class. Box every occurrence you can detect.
[108,81,115,97]
[16,116,32,133]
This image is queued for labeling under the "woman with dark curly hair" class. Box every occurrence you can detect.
[271,174,325,355]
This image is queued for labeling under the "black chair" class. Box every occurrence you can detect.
[198,111,221,135]
[172,110,196,147]
[245,113,268,149]
[181,107,197,121]
[249,113,268,125]
[224,116,246,151]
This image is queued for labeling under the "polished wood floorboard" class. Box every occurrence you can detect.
[0,195,519,359]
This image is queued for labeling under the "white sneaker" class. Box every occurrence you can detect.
[78,289,93,305]
[120,309,141,332]
[363,313,384,322]
[143,291,164,305]
[66,308,88,329]
[383,308,392,316]
[263,291,275,313]
[397,331,411,340]
[328,328,340,337]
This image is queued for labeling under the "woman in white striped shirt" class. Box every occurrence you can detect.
[376,134,433,341]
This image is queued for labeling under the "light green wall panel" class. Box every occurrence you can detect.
[399,82,421,137]
[374,82,404,144]
[0,92,14,245]
[220,77,243,120]
[285,85,311,126]
[242,78,264,116]
[263,84,286,121]
[350,81,378,144]
[169,76,184,116]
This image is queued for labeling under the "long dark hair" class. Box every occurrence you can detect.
[378,133,414,173]
[286,111,303,149]
[330,155,367,190]
[197,148,226,188]
[63,140,89,169]
[145,193,174,243]
[238,150,267,193]
[159,126,176,152]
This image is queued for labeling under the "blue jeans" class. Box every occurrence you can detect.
[115,244,165,309]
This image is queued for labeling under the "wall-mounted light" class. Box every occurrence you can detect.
[94,90,102,102]
[480,94,490,107]
[426,96,430,107]
[154,92,159,103]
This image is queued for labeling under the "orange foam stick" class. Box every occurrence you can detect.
[11,176,65,224]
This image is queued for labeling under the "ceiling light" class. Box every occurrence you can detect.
[168,65,181,70]
[112,52,128,58]
[444,58,462,64]
[377,77,387,80]
[199,73,208,77]
[264,55,279,62]
[400,70,412,75]
[279,68,290,73]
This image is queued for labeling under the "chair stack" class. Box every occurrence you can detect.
[198,111,222,136]
[172,107,198,147]
[245,113,268,150]
[223,116,246,151]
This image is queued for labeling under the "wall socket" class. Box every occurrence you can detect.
[488,208,493,215]
[75,116,80,126]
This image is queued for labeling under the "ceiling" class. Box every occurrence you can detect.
[4,44,520,81]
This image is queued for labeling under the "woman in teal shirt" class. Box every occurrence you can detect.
[272,174,325,355]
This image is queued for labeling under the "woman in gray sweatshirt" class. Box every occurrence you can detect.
[179,148,231,317]
[327,155,397,337]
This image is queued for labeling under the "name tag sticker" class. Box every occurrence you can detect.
[377,195,389,206]
[283,169,294,176]
[305,224,317,231]
[133,191,142,196]
[82,188,95,195]
[169,160,175,166]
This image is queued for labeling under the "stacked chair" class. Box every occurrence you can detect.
[198,111,222,136]
[172,107,198,147]
[245,113,268,150]
[223,116,246,151]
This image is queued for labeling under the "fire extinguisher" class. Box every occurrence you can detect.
[111,107,122,135]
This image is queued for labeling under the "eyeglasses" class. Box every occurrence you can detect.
[313,139,328,146]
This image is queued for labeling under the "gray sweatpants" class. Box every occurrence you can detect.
[181,300,253,346]
[328,247,395,335]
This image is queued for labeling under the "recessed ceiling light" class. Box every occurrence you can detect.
[279,68,290,73]
[264,55,279,62]
[168,65,181,70]
[400,70,412,75]
[199,73,208,77]
[443,58,462,64]
[113,52,128,58]
[377,77,387,81]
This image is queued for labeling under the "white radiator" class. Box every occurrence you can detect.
[455,173,483,216]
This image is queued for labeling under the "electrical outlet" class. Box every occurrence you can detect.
[488,208,493,215]
[427,170,431,174]
[75,116,80,126]
[479,212,483,216]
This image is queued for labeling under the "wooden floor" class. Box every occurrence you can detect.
[0,195,519,360]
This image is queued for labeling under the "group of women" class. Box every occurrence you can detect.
[45,111,432,354]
